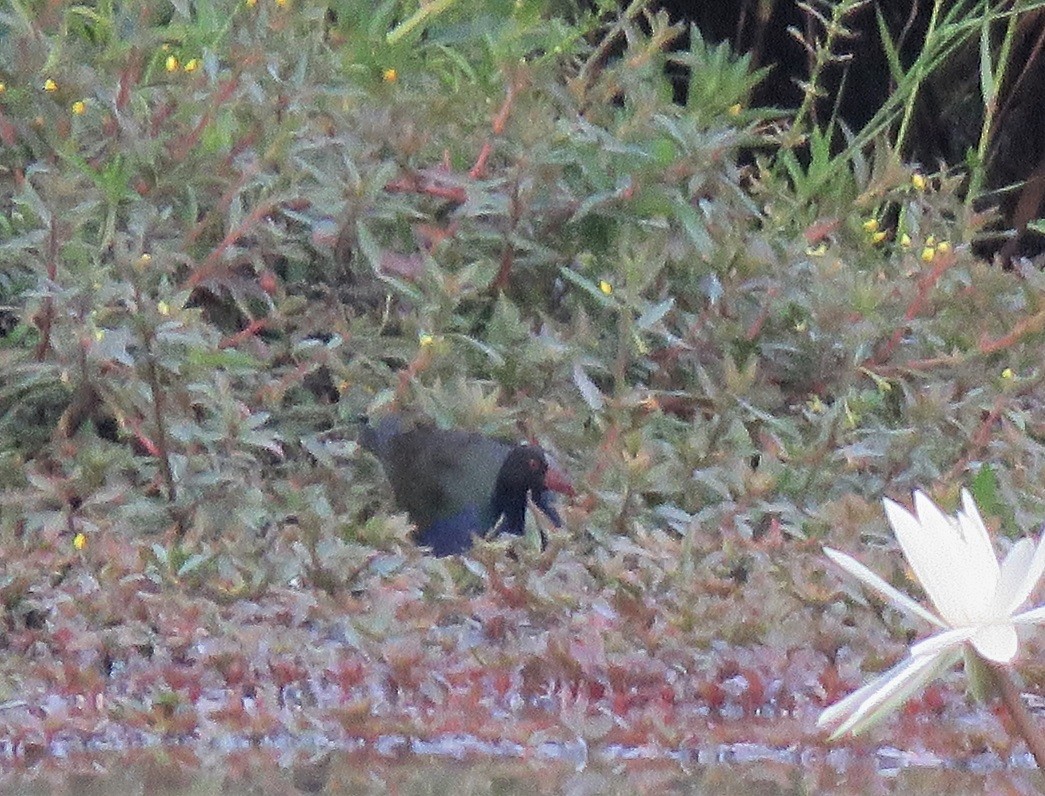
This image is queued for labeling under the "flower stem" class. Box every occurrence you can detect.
[989,661,1045,770]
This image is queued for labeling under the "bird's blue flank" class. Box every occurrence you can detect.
[416,505,483,556]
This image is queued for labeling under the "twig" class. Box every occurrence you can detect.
[575,0,657,99]
[869,249,958,364]
[33,217,60,361]
[384,173,467,203]
[183,198,303,288]
[490,177,521,291]
[129,280,179,528]
[942,398,1003,485]
[167,76,240,163]
[219,318,271,349]
[978,305,1045,354]
[470,78,521,179]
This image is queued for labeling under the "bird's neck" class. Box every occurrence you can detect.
[490,481,528,535]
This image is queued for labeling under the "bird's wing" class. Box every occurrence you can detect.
[384,428,508,532]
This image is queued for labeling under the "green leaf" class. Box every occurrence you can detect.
[979,13,994,105]
[672,197,713,257]
[572,361,605,412]
[186,349,263,371]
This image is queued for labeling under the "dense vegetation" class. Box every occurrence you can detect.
[1,0,1045,790]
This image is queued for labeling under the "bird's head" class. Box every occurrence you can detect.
[497,445,574,499]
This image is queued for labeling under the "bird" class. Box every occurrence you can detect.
[360,414,572,556]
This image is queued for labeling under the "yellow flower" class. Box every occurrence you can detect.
[184,58,200,73]
[806,243,828,257]
[871,231,887,244]
[862,218,879,232]
[728,103,742,116]
[166,55,179,72]
[911,172,927,191]
[900,233,912,248]
[1002,368,1014,380]
[73,532,87,551]
[137,253,152,268]
[44,78,58,92]
[157,301,170,316]
[71,100,86,115]
[598,280,613,295]
[276,0,288,6]
[419,333,435,348]
[937,241,952,254]
[0,83,6,93]
[382,68,398,83]
[921,246,935,263]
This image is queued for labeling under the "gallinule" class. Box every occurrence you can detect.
[361,415,572,555]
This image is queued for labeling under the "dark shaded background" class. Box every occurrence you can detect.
[656,0,1045,261]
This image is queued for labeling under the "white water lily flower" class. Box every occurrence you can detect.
[819,489,1045,737]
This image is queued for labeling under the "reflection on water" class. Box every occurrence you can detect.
[0,744,1041,795]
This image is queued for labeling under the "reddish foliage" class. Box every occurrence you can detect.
[695,680,727,712]
[268,658,307,689]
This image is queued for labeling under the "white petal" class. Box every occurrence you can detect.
[920,493,1000,618]
[819,649,960,738]
[998,532,1045,615]
[824,548,947,628]
[914,492,997,624]
[885,496,971,626]
[1013,604,1045,624]
[958,489,1000,581]
[969,623,1019,663]
[994,538,1036,615]
[817,655,917,730]
[909,625,976,658]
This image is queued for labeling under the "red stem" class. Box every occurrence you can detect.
[990,661,1045,771]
